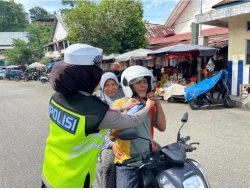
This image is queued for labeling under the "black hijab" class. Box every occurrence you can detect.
[51,61,103,94]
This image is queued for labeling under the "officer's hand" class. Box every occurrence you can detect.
[123,98,140,110]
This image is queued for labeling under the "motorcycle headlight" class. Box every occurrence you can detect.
[190,160,210,187]
[183,175,205,188]
[158,172,175,188]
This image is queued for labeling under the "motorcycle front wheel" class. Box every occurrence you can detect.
[224,97,234,108]
[189,99,202,110]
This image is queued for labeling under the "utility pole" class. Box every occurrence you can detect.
[199,0,203,36]
[197,0,203,82]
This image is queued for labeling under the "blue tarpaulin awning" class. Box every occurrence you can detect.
[47,61,59,69]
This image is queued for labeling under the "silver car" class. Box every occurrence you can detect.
[0,69,6,80]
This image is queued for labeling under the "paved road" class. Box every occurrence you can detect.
[0,80,249,187]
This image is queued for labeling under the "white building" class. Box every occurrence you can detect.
[43,15,69,59]
[0,32,29,50]
[150,0,228,50]
[165,0,222,34]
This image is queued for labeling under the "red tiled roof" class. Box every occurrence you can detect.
[149,27,228,50]
[149,32,189,45]
[149,27,228,45]
[145,23,175,39]
[208,33,228,48]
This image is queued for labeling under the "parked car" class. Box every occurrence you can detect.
[5,70,24,80]
[0,69,6,80]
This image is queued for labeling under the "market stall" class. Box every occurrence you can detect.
[115,48,153,70]
[149,44,218,101]
[27,62,46,70]
[102,53,120,71]
[115,48,153,62]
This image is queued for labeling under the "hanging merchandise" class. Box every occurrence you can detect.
[206,58,215,72]
[170,59,177,67]
[111,62,121,71]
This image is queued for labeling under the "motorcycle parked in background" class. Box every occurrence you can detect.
[188,78,233,110]
[184,70,233,110]
[14,73,33,82]
[40,73,51,84]
[118,112,210,188]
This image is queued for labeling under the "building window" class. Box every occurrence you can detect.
[247,21,250,31]
[64,40,68,48]
[246,40,250,64]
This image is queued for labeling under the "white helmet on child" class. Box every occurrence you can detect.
[121,65,154,98]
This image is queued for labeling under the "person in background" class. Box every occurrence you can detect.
[93,72,124,188]
[152,75,160,92]
[110,65,166,188]
[97,72,124,105]
[41,44,156,188]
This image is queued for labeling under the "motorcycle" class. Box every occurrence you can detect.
[117,112,210,188]
[184,70,233,110]
[14,73,32,82]
[40,73,50,84]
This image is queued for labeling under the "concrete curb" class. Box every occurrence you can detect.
[230,95,250,110]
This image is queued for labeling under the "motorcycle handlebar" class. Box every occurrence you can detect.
[184,141,199,152]
[185,146,195,152]
[180,136,190,143]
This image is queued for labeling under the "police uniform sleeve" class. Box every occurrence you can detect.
[98,107,148,130]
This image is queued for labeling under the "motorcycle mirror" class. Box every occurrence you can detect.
[118,128,138,140]
[181,112,188,123]
[177,112,188,142]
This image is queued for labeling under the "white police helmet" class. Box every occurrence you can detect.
[64,43,103,66]
[121,65,154,98]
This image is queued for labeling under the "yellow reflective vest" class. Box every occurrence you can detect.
[42,92,109,188]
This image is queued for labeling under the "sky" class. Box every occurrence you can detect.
[13,0,179,25]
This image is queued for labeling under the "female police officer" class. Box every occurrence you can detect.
[41,44,155,188]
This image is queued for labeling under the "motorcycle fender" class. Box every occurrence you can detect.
[157,162,203,188]
[140,168,158,188]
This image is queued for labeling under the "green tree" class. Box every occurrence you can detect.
[39,57,51,65]
[60,0,75,14]
[26,23,53,47]
[0,0,28,32]
[64,0,147,54]
[62,0,75,7]
[4,39,34,66]
[25,23,53,59]
[29,7,49,21]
